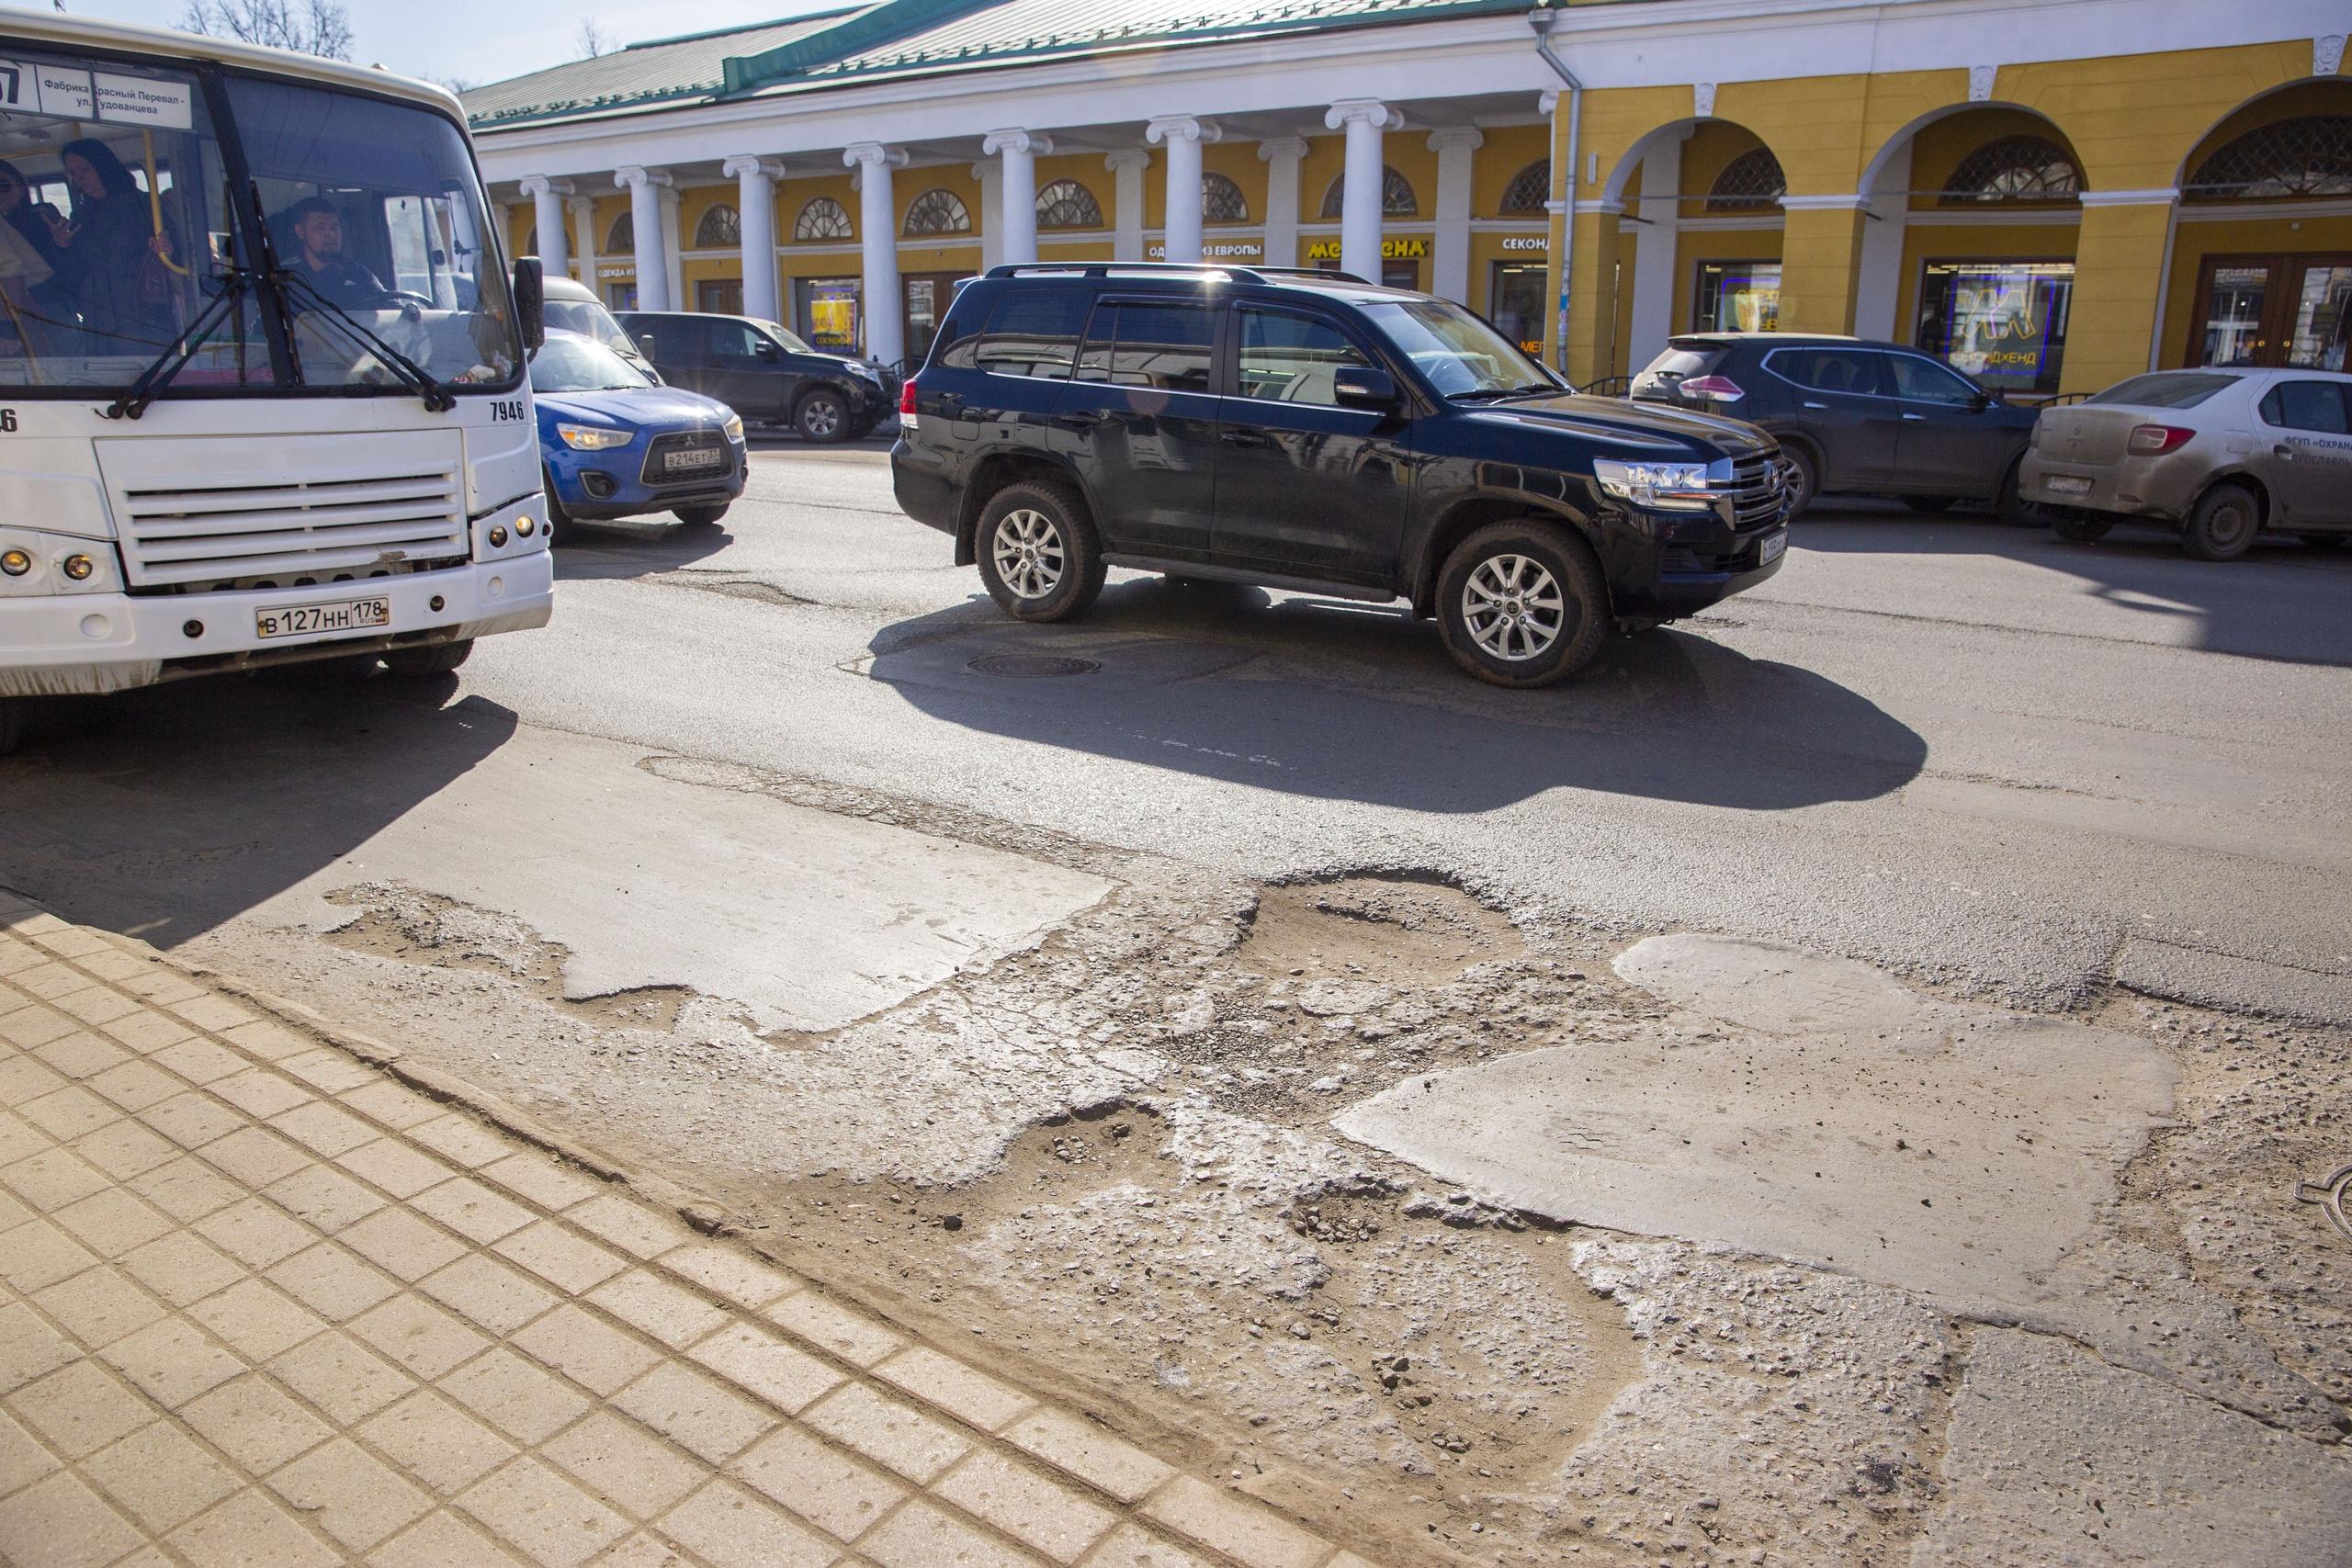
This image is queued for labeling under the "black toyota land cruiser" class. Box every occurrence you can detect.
[889,264,1791,686]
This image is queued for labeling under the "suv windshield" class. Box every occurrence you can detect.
[757,320,813,355]
[529,333,649,393]
[0,39,517,397]
[1358,297,1553,398]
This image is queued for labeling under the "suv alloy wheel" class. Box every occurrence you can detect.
[797,388,849,442]
[1436,521,1609,687]
[975,480,1107,622]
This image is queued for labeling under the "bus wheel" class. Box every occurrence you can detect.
[383,640,474,677]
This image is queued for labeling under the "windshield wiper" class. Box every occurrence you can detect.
[274,265,456,412]
[103,269,254,422]
[1449,386,1554,403]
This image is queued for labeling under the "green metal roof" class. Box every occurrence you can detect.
[466,0,1540,131]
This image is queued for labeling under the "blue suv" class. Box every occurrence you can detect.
[533,331,747,536]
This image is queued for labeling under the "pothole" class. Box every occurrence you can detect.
[1238,874,1525,987]
[652,571,812,606]
[967,653,1101,678]
[322,884,697,1032]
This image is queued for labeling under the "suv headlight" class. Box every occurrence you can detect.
[721,412,744,443]
[558,423,631,451]
[0,531,122,595]
[847,362,882,386]
[1594,457,1715,512]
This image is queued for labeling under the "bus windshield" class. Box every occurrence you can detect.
[0,39,518,398]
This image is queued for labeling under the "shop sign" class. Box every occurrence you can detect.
[596,263,634,280]
[1304,237,1430,261]
[1148,241,1261,259]
[1499,235,1548,253]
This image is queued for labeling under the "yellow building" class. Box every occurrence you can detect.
[464,0,2348,397]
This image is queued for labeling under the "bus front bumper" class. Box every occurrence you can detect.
[0,551,554,699]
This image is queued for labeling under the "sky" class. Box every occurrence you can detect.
[51,0,845,92]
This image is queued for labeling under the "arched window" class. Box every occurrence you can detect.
[1035,179,1103,231]
[695,204,741,247]
[1203,172,1250,223]
[2187,115,2352,200]
[1705,147,1785,211]
[604,211,634,254]
[1500,160,1551,215]
[903,188,971,235]
[794,197,852,242]
[1318,165,1417,219]
[1939,135,2083,203]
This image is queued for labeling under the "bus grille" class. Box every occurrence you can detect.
[97,433,469,592]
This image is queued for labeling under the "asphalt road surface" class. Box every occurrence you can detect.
[16,437,2346,1018]
[6,437,2351,1566]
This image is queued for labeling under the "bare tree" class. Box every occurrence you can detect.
[574,19,614,59]
[430,75,475,96]
[179,0,355,59]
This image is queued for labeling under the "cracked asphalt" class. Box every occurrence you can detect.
[3,437,2349,1564]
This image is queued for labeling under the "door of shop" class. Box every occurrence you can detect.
[696,279,742,315]
[2188,254,2352,371]
[902,272,969,370]
[1489,261,1547,355]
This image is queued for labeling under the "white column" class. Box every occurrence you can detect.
[973,161,1003,271]
[614,166,673,310]
[1326,98,1402,283]
[723,157,783,323]
[1852,139,1912,343]
[1627,132,1685,368]
[984,129,1051,265]
[1146,116,1219,265]
[1258,138,1306,269]
[1105,150,1149,262]
[660,186,684,310]
[1428,128,1482,303]
[519,175,570,274]
[568,196,598,289]
[488,199,514,265]
[844,141,908,367]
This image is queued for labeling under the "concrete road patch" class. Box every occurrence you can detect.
[1333,933,2177,1307]
[1911,1327,2352,1568]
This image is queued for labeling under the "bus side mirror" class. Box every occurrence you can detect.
[512,256,546,353]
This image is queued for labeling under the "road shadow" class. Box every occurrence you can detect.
[553,523,736,582]
[866,578,1927,813]
[0,672,518,949]
[1792,505,2352,667]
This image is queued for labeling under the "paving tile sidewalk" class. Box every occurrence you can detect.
[0,896,1382,1568]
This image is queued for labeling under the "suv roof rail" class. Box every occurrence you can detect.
[978,261,1369,285]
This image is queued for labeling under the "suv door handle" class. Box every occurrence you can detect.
[1802,400,1829,410]
[1221,429,1273,448]
[1060,410,1103,429]
[1902,412,1927,422]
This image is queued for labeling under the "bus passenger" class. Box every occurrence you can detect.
[54,139,173,353]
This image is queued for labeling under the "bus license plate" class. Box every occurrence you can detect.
[256,596,390,640]
[1759,531,1787,566]
[664,446,723,472]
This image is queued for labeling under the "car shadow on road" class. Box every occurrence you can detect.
[1793,506,2352,667]
[866,578,1928,813]
[0,672,517,949]
[552,524,737,582]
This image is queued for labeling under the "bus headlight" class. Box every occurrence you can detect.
[558,423,630,450]
[0,534,121,595]
[62,554,95,581]
[0,549,28,577]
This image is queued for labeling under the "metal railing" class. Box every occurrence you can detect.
[1578,375,1633,398]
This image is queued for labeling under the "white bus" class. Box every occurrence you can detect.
[0,8,550,752]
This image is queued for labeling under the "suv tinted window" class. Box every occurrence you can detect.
[973,291,1090,379]
[2260,379,2351,433]
[705,321,769,361]
[1768,347,1886,397]
[1236,309,1370,405]
[1644,347,1719,378]
[1887,355,1980,405]
[1074,299,1215,392]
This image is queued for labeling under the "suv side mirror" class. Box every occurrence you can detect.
[511,256,545,352]
[1334,365,1400,412]
[753,338,781,362]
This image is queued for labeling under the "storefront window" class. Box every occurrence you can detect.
[1490,261,1547,354]
[2199,265,2270,366]
[903,272,972,364]
[799,276,859,354]
[604,282,637,311]
[696,279,742,315]
[2289,264,2351,371]
[1693,262,1780,333]
[1915,260,2072,395]
[2188,256,2352,370]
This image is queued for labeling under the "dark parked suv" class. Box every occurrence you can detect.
[890,264,1792,686]
[1630,333,2040,521]
[616,311,898,443]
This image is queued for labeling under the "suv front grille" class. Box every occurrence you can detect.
[1725,453,1787,531]
[640,431,731,488]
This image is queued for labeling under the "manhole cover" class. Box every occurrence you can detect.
[967,654,1100,678]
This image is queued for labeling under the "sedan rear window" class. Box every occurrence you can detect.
[2086,373,2238,409]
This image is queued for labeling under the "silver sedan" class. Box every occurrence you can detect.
[2020,367,2352,559]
